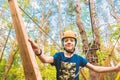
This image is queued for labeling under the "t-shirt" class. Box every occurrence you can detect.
[52,52,88,80]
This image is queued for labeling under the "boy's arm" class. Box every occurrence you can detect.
[28,39,54,63]
[86,62,120,73]
[37,53,54,63]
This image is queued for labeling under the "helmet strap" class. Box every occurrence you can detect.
[64,47,75,54]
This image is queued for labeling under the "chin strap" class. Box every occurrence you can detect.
[64,48,75,54]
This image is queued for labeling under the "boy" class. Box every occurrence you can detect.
[29,30,120,80]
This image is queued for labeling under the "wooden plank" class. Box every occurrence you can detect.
[115,72,120,80]
[8,0,42,80]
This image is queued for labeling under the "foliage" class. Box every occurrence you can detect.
[0,52,25,80]
[96,44,111,65]
[18,0,30,8]
[7,52,25,80]
[40,64,56,80]
[66,0,76,16]
[110,24,120,41]
[0,57,7,79]
[79,68,90,80]
[104,72,117,80]
[6,66,24,80]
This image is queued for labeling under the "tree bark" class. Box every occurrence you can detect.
[76,0,89,51]
[109,0,120,26]
[76,0,100,80]
[0,27,12,61]
[58,0,63,46]
[88,0,100,80]
[3,40,18,80]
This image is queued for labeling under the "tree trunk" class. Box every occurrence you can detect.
[58,0,63,46]
[116,37,120,52]
[76,0,89,51]
[87,0,100,80]
[109,0,120,26]
[0,27,12,61]
[37,9,44,47]
[76,0,100,80]
[3,40,18,80]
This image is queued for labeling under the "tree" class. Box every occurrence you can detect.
[3,40,17,79]
[108,0,120,26]
[76,0,100,80]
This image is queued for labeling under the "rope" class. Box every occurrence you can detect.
[19,6,62,50]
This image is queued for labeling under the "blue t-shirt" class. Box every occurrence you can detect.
[52,52,88,80]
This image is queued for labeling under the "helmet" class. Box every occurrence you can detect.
[62,30,77,46]
[62,30,77,40]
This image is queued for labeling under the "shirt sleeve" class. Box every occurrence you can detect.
[80,56,88,67]
[51,52,61,66]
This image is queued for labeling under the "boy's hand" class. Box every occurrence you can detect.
[28,39,40,55]
[116,63,120,71]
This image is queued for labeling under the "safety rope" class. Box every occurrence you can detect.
[19,6,62,50]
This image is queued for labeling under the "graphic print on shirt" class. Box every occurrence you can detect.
[59,61,76,80]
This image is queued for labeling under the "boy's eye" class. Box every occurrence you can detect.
[70,39,74,42]
[64,39,68,42]
[64,38,74,42]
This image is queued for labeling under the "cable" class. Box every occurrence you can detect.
[19,6,62,50]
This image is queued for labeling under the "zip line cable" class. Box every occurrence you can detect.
[19,6,62,50]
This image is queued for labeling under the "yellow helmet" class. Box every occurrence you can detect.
[62,30,77,40]
[62,30,77,46]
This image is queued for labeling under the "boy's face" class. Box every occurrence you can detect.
[63,37,75,52]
